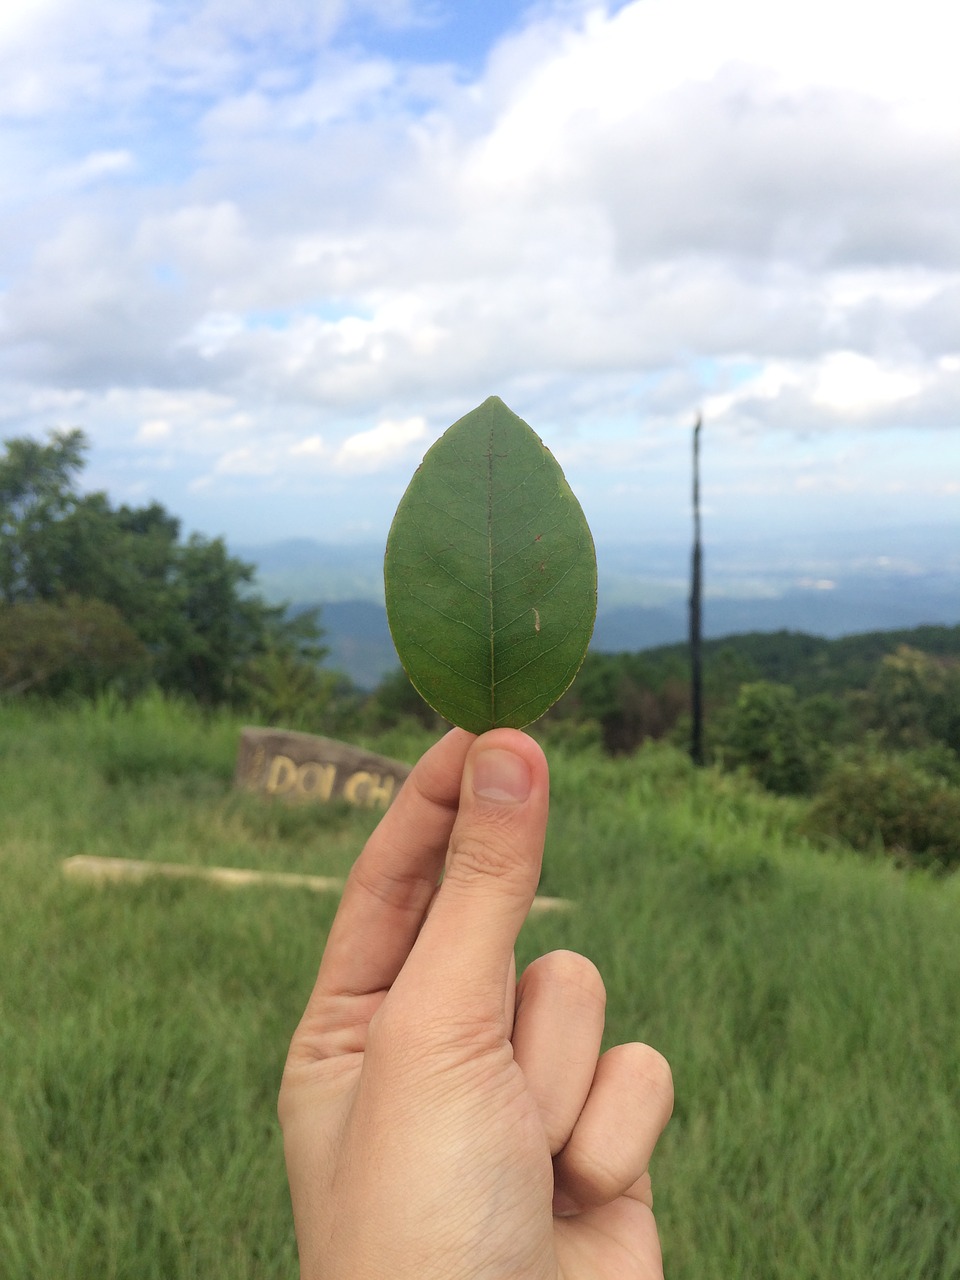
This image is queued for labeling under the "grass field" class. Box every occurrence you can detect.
[2,694,958,1278]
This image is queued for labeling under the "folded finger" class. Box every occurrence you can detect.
[553,1042,673,1211]
[512,951,606,1154]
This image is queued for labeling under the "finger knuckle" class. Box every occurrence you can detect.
[447,827,524,885]
[520,950,606,1017]
[565,1143,626,1205]
[535,949,601,987]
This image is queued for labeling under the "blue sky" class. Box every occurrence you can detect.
[1,0,958,582]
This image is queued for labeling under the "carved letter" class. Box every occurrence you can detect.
[266,754,297,795]
[362,772,396,809]
[297,762,337,801]
[342,771,370,806]
[343,770,396,809]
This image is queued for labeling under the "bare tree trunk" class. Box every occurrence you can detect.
[690,414,705,766]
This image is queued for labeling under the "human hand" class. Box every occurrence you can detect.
[279,727,673,1279]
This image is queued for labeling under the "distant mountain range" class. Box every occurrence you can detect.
[237,533,960,688]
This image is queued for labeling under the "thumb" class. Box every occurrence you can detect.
[398,729,549,1025]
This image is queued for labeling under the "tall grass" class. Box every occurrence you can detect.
[523,745,960,1278]
[1,697,958,1278]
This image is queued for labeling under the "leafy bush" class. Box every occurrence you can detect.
[0,596,148,697]
[549,651,690,753]
[865,645,960,752]
[715,681,824,795]
[805,753,960,871]
[365,667,446,731]
[237,643,351,731]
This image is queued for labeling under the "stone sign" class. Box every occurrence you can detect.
[234,727,411,809]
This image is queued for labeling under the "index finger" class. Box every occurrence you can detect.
[311,727,473,1003]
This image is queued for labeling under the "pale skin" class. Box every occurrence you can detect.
[279,727,674,1279]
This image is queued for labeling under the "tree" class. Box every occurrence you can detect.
[866,645,960,754]
[718,680,823,794]
[0,429,86,602]
[238,641,347,730]
[157,535,328,705]
[548,651,690,754]
[0,428,330,705]
[368,667,444,731]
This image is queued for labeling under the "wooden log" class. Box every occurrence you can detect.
[62,855,345,893]
[61,855,573,912]
[233,727,411,809]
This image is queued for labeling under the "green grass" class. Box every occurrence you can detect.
[521,747,960,1277]
[1,696,958,1278]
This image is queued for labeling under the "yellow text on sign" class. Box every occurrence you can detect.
[265,755,397,809]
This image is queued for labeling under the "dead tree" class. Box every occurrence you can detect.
[689,414,705,766]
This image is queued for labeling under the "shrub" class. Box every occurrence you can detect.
[238,644,351,731]
[549,653,690,754]
[865,644,960,752]
[366,667,446,731]
[804,754,960,872]
[715,681,824,795]
[0,596,148,698]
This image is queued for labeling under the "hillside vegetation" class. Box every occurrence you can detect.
[1,695,958,1279]
[5,427,960,870]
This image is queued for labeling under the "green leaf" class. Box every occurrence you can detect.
[384,396,597,733]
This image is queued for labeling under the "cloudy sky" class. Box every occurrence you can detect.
[1,0,958,563]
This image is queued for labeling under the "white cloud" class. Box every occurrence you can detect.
[214,445,276,476]
[290,434,325,458]
[52,149,136,189]
[136,419,172,443]
[335,416,428,471]
[1,0,958,545]
[182,311,249,360]
[811,353,923,416]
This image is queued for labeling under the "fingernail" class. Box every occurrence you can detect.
[471,748,532,804]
